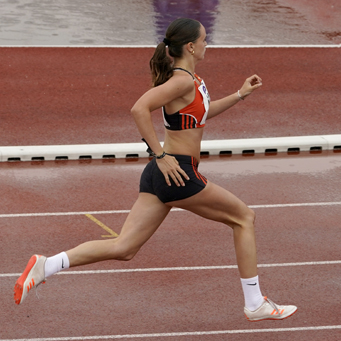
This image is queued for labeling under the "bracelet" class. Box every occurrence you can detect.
[141,138,167,159]
[155,151,167,159]
[238,90,245,100]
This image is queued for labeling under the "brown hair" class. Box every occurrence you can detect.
[150,18,201,87]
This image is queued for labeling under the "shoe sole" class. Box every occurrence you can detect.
[246,307,298,322]
[14,255,40,305]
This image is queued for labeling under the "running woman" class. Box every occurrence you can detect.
[14,18,297,321]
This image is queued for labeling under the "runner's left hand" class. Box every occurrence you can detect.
[239,74,262,99]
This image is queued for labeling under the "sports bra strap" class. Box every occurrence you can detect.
[173,67,195,79]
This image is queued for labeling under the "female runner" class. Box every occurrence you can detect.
[14,18,297,321]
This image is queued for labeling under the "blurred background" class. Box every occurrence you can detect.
[0,0,340,45]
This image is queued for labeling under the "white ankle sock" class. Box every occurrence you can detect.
[44,252,70,278]
[240,275,264,311]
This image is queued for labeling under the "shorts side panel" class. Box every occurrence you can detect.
[139,159,156,195]
[139,155,207,203]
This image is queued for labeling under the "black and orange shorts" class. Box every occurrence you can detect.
[139,154,207,203]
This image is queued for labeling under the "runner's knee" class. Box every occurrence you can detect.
[229,207,255,230]
[117,247,139,261]
[247,208,256,225]
[242,207,255,229]
[113,241,140,261]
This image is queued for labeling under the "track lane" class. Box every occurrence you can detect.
[1,153,340,339]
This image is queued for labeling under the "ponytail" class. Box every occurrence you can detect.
[149,18,201,87]
[149,42,173,87]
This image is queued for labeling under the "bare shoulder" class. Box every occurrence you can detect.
[169,70,195,90]
[148,71,194,97]
[132,71,194,112]
[154,71,193,99]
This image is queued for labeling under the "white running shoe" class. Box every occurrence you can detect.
[244,296,297,321]
[14,255,47,305]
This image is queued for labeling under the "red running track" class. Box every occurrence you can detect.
[0,27,341,341]
[0,152,341,340]
[1,47,340,146]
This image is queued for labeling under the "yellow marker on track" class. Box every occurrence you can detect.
[85,214,118,238]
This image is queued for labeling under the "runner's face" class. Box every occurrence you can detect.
[193,25,207,60]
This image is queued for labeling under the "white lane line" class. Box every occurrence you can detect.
[250,202,341,208]
[1,260,340,278]
[0,210,130,218]
[0,325,340,340]
[1,201,340,218]
[1,44,340,48]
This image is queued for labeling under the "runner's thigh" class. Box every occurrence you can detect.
[117,193,171,253]
[166,181,254,228]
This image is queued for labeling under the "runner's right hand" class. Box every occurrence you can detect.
[156,155,190,187]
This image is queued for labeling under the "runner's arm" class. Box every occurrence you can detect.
[207,74,262,119]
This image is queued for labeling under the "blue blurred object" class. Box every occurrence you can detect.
[153,0,219,44]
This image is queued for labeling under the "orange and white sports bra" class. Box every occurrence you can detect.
[162,68,210,130]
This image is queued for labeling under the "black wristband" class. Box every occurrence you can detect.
[141,138,167,159]
[155,151,167,159]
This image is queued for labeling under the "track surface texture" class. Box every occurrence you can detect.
[0,1,341,340]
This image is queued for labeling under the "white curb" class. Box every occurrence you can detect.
[1,135,340,162]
